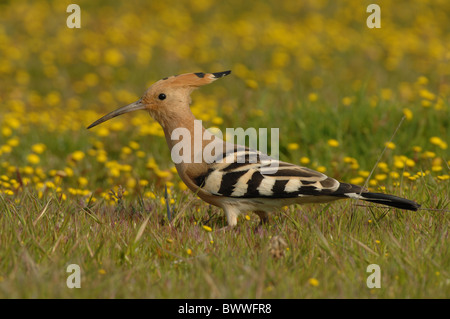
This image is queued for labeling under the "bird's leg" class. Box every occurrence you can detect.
[214,206,239,232]
[254,211,269,225]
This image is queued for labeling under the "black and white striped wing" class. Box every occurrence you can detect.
[194,148,420,211]
[194,149,359,199]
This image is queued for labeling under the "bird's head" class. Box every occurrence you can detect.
[87,71,231,129]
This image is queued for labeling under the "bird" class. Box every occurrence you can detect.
[87,71,420,227]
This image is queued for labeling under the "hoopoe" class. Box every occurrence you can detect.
[88,71,420,227]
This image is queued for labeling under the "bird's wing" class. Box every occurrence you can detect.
[194,148,362,199]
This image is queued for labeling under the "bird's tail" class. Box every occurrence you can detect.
[346,191,420,211]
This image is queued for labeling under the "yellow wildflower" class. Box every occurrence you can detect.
[350,177,365,185]
[78,177,88,187]
[316,166,326,173]
[27,154,40,165]
[202,225,212,232]
[245,79,258,89]
[327,139,339,147]
[300,157,310,165]
[308,93,318,102]
[342,96,352,106]
[385,141,396,150]
[72,151,85,161]
[1,127,13,137]
[104,49,124,66]
[402,108,413,121]
[375,174,387,181]
[359,170,370,178]
[308,278,319,287]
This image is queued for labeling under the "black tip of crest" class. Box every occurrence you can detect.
[212,70,231,78]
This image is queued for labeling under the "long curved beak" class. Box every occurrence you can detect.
[87,100,146,129]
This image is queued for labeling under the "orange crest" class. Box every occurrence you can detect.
[158,71,231,89]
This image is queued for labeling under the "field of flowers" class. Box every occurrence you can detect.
[0,0,448,298]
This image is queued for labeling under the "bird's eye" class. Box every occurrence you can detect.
[158,93,166,100]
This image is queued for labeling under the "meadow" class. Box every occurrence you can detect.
[0,0,449,298]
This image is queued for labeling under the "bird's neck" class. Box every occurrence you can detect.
[161,109,204,151]
[159,107,224,171]
[157,108,225,190]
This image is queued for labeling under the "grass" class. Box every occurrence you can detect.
[0,0,449,298]
[0,183,448,298]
